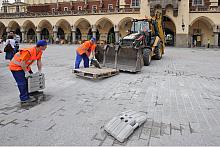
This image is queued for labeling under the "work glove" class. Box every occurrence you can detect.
[90,58,101,69]
[89,56,94,60]
[25,71,31,78]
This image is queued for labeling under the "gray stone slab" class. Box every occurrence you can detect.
[104,110,147,142]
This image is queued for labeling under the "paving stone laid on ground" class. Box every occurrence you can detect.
[0,44,220,145]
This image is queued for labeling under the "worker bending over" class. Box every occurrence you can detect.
[9,40,47,105]
[75,37,97,69]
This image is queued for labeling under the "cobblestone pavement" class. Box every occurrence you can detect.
[0,44,220,146]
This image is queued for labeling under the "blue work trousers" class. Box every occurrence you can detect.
[11,70,29,101]
[74,52,89,69]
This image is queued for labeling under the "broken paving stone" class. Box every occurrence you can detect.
[101,136,115,146]
[139,128,151,140]
[104,110,147,142]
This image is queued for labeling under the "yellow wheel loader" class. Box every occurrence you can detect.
[95,12,165,72]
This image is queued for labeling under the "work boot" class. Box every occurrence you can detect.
[20,96,37,107]
[29,91,43,96]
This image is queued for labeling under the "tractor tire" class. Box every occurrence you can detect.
[154,42,162,60]
[143,48,151,66]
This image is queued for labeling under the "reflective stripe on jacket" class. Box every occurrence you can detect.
[9,47,42,71]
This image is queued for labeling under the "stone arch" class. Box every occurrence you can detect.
[37,20,53,42]
[38,19,53,34]
[165,4,174,10]
[95,17,114,43]
[154,4,162,10]
[8,21,22,41]
[8,20,20,30]
[56,19,71,42]
[189,16,215,47]
[74,18,91,28]
[74,18,91,41]
[118,17,133,38]
[56,19,71,33]
[190,16,215,28]
[163,15,176,46]
[22,20,35,29]
[150,4,162,16]
[22,20,36,43]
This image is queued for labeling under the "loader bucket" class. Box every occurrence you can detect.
[116,46,143,72]
[104,45,117,69]
[97,44,144,73]
[95,45,104,63]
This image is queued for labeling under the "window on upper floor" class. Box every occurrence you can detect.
[131,0,140,7]
[192,0,204,6]
[16,6,19,12]
[3,6,7,13]
[64,7,68,11]
[108,4,113,10]
[92,5,97,13]
[78,6,82,11]
[92,5,97,10]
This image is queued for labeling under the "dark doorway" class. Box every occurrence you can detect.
[96,29,100,41]
[192,35,202,47]
[57,28,65,39]
[164,28,174,46]
[87,28,92,40]
[27,28,36,43]
[76,28,82,42]
[107,27,115,44]
[163,16,176,46]
[1,28,7,41]
[218,33,220,47]
[41,28,49,40]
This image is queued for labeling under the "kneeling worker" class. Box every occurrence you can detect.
[75,37,97,69]
[9,40,47,105]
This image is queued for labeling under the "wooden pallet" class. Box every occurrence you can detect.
[73,67,119,79]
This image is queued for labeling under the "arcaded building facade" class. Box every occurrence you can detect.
[0,0,220,47]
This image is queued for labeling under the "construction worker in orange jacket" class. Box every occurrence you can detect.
[75,37,97,69]
[9,40,47,104]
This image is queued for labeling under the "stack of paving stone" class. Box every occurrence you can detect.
[28,72,45,93]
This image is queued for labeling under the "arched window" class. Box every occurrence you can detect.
[131,0,140,7]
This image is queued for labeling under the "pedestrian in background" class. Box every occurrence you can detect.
[8,31,20,53]
[4,35,16,60]
[194,39,197,48]
[207,39,210,48]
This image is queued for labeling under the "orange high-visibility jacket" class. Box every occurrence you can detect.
[9,47,42,71]
[77,41,96,57]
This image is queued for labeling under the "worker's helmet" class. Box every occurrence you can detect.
[90,37,96,42]
[36,40,47,47]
